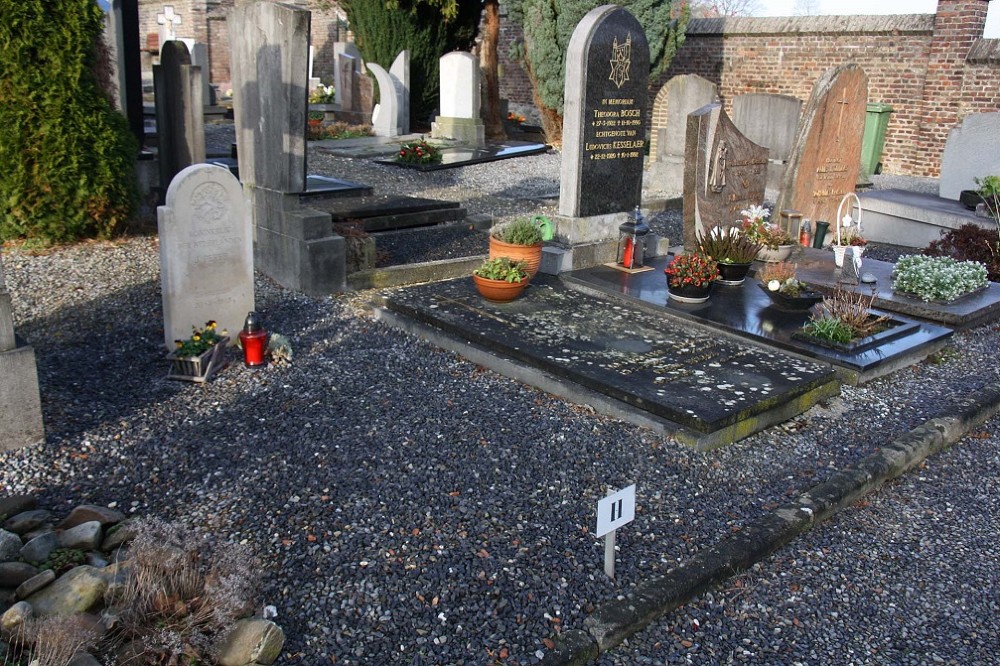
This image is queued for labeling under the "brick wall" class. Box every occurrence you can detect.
[499,0,999,178]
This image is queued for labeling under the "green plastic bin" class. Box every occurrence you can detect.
[861,102,893,177]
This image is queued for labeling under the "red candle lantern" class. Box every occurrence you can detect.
[238,311,268,367]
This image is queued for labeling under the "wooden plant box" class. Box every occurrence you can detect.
[166,341,228,383]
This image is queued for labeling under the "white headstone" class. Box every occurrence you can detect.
[939,113,1000,200]
[158,164,254,350]
[390,50,410,135]
[368,63,401,137]
[439,52,479,119]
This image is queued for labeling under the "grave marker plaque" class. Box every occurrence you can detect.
[683,104,769,250]
[158,164,253,350]
[775,65,868,226]
[559,6,649,218]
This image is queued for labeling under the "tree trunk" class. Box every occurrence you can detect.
[481,0,505,141]
[521,50,562,147]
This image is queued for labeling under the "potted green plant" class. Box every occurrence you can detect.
[473,257,530,302]
[489,217,546,278]
[959,175,1000,216]
[663,252,719,303]
[166,320,229,382]
[697,224,762,285]
[891,254,988,303]
[740,205,795,262]
[756,261,824,311]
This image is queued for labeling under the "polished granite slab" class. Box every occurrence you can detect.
[375,141,549,171]
[382,275,840,449]
[788,246,1000,330]
[562,254,954,384]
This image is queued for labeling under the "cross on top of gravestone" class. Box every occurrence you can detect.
[157,5,181,42]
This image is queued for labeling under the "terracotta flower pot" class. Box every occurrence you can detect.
[489,237,543,278]
[473,274,529,302]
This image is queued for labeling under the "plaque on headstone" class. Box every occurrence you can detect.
[559,6,650,218]
[775,65,868,226]
[158,164,254,350]
[682,104,769,250]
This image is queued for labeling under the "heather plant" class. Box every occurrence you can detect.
[104,518,261,664]
[892,254,988,302]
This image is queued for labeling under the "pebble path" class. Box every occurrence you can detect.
[0,127,995,664]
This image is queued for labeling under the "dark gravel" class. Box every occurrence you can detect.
[2,130,997,664]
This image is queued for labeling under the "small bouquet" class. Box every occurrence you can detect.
[309,83,336,104]
[396,138,442,165]
[741,205,794,249]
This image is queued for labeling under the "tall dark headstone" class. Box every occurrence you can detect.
[559,5,649,220]
[683,104,769,250]
[153,40,205,194]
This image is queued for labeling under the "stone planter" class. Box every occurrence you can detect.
[756,244,795,263]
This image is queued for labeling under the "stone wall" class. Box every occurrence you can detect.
[498,0,1000,178]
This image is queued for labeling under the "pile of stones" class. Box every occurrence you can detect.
[0,495,283,666]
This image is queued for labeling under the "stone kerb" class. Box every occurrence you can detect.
[369,63,402,138]
[939,112,1000,200]
[559,5,650,229]
[158,164,254,351]
[0,250,45,450]
[775,64,868,227]
[682,103,769,250]
[431,52,484,144]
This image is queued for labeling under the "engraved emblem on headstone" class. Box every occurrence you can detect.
[608,34,632,89]
[710,140,728,193]
[191,182,229,224]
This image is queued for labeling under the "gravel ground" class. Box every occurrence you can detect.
[2,128,997,664]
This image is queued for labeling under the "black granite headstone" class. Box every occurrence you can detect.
[559,6,649,218]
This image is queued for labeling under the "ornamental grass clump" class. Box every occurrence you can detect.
[803,285,889,343]
[664,252,719,289]
[892,254,988,302]
[697,225,762,264]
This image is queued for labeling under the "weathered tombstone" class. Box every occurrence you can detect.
[645,74,717,194]
[0,250,45,450]
[158,164,253,350]
[230,1,308,193]
[333,42,364,108]
[559,5,649,226]
[156,4,181,46]
[431,52,483,144]
[682,103,769,250]
[153,40,205,194]
[337,55,358,112]
[775,64,868,225]
[390,50,411,135]
[369,63,402,138]
[229,1,347,295]
[939,112,1000,200]
[732,93,802,191]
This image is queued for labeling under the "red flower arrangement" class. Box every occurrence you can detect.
[664,252,720,288]
[395,138,442,165]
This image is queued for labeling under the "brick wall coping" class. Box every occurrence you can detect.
[686,14,935,37]
[968,38,1000,63]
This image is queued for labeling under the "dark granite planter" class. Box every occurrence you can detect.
[758,283,824,311]
[716,262,753,285]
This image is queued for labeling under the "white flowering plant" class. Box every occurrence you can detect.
[892,255,988,302]
[309,83,336,104]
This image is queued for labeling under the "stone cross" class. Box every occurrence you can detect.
[157,5,181,44]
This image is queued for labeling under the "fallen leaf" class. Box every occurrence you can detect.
[543,638,555,649]
[499,647,508,659]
